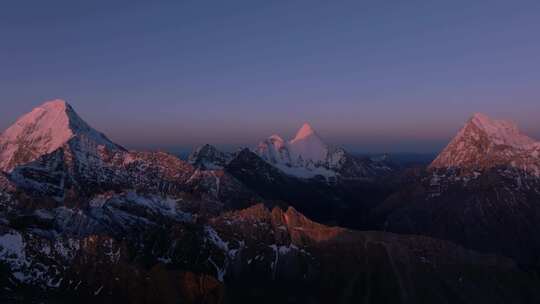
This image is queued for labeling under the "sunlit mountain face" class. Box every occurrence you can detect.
[1,100,540,303]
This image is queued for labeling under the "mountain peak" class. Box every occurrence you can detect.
[0,99,121,172]
[430,113,540,174]
[469,112,508,130]
[41,98,69,110]
[187,144,232,170]
[470,112,489,120]
[292,123,317,141]
[465,113,535,149]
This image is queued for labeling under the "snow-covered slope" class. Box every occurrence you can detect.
[255,123,392,179]
[430,113,540,176]
[0,99,122,172]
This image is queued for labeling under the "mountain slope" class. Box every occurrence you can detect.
[2,201,539,304]
[208,204,540,303]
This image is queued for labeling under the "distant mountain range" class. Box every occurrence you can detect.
[188,122,395,181]
[1,99,539,304]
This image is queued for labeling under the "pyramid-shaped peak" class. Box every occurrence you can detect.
[288,122,328,164]
[3,100,74,141]
[293,123,317,141]
[9,99,95,137]
[469,113,518,132]
[20,99,82,127]
[0,99,121,172]
[464,113,534,148]
[430,113,539,172]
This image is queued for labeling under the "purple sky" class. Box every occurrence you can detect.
[1,0,539,153]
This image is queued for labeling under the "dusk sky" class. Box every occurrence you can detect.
[1,0,539,154]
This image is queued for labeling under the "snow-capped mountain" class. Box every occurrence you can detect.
[256,123,392,179]
[0,100,251,205]
[430,113,540,176]
[188,144,233,170]
[377,113,540,269]
[0,99,123,172]
[256,123,337,175]
[288,123,330,166]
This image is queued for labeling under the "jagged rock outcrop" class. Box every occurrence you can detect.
[188,144,233,170]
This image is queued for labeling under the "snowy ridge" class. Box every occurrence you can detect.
[0,99,122,172]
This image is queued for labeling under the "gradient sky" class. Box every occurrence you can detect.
[1,0,539,154]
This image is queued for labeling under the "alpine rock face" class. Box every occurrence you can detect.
[256,123,392,180]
